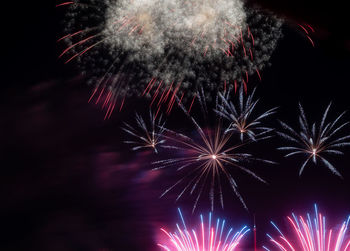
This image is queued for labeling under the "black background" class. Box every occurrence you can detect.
[1,0,350,250]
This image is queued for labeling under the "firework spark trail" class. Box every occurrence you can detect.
[297,23,315,47]
[158,208,250,251]
[152,91,275,211]
[56,1,74,7]
[122,110,166,153]
[263,204,350,251]
[215,85,277,141]
[58,0,283,117]
[87,62,138,119]
[277,103,350,177]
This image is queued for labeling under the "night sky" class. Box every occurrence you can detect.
[2,0,350,250]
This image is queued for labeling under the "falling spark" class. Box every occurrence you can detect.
[298,23,315,47]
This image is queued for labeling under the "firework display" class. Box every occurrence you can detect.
[215,85,277,141]
[152,91,275,211]
[158,208,250,251]
[58,0,282,116]
[277,103,350,177]
[53,0,350,250]
[263,204,350,251]
[122,110,166,153]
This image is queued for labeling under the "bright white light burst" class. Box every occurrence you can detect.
[104,0,246,56]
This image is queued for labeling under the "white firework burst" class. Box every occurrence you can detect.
[104,0,247,57]
[59,0,282,117]
[215,86,277,141]
[122,110,166,153]
[277,103,350,177]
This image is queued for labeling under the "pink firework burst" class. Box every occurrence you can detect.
[264,204,350,251]
[158,208,250,251]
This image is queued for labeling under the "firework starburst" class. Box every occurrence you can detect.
[215,86,277,141]
[277,103,350,177]
[263,204,350,251]
[158,208,250,251]
[122,110,166,153]
[153,97,274,211]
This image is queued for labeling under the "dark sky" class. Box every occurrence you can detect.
[1,0,350,250]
